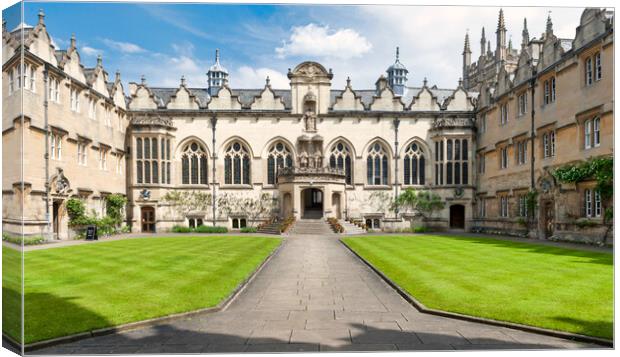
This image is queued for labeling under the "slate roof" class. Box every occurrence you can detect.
[146,84,469,110]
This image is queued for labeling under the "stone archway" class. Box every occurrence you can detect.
[301,188,323,219]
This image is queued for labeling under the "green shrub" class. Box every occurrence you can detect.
[413,226,429,233]
[105,194,127,226]
[172,225,192,233]
[2,233,45,245]
[194,225,228,233]
[240,227,257,233]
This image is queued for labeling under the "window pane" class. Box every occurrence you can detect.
[200,156,208,184]
[446,162,452,185]
[412,156,418,185]
[144,139,150,159]
[144,161,151,183]
[447,139,452,160]
[182,156,189,184]
[136,138,143,159]
[268,156,275,184]
[330,155,336,168]
[419,156,425,185]
[455,140,460,160]
[152,161,159,184]
[225,156,232,184]
[167,162,171,184]
[462,140,468,160]
[374,157,381,185]
[367,156,373,184]
[462,162,468,184]
[454,162,460,185]
[404,156,411,184]
[137,161,143,183]
[243,156,251,184]
[191,155,198,184]
[345,156,352,185]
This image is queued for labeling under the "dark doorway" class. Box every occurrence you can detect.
[52,200,61,239]
[449,204,465,229]
[141,206,156,233]
[542,200,555,238]
[302,188,323,218]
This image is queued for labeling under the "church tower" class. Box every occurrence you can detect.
[462,31,472,89]
[207,49,229,96]
[386,47,408,96]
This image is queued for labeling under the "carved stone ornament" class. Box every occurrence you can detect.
[51,168,71,195]
[454,187,464,198]
[132,115,175,128]
[139,189,151,200]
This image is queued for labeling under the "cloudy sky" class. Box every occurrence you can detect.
[4,1,589,90]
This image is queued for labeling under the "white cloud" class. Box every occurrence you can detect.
[102,38,146,54]
[81,46,102,57]
[233,66,289,89]
[275,23,372,60]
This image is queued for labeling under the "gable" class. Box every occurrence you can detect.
[369,88,404,112]
[167,86,200,110]
[332,87,365,111]
[409,87,440,111]
[250,87,285,110]
[207,86,242,110]
[129,86,158,110]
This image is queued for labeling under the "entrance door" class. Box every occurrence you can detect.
[52,201,61,239]
[302,188,323,218]
[543,201,555,238]
[449,204,465,229]
[141,206,156,233]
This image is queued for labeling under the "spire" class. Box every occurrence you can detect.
[521,18,529,49]
[487,41,491,55]
[396,46,400,61]
[96,54,102,67]
[508,36,513,52]
[496,8,507,62]
[463,31,471,54]
[38,9,45,25]
[546,11,553,36]
[480,27,486,55]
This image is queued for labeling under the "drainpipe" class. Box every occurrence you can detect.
[529,70,537,189]
[43,65,51,240]
[393,118,400,218]
[210,115,218,226]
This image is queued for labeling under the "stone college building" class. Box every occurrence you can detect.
[2,8,614,243]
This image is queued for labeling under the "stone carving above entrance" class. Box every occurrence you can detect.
[297,135,323,169]
[50,168,71,195]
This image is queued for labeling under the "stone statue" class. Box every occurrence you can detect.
[313,151,323,168]
[299,151,309,168]
[304,110,317,132]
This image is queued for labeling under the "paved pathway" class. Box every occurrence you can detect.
[35,234,602,354]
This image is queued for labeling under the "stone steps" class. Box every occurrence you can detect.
[339,220,367,235]
[289,219,333,235]
[257,222,281,235]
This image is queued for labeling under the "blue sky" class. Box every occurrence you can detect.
[4,1,587,90]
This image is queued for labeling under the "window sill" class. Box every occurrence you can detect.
[363,185,391,190]
[222,184,253,189]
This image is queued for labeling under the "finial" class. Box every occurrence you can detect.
[423,77,428,87]
[487,40,491,54]
[265,76,270,86]
[463,31,471,53]
[396,46,400,61]
[498,8,505,30]
[140,75,146,85]
[346,76,351,87]
[180,75,186,86]
[215,48,220,63]
[70,33,76,48]
[329,68,333,74]
[38,9,45,25]
[115,69,120,82]
[96,54,102,67]
[522,18,530,48]
[546,11,553,35]
[458,78,463,87]
[508,36,512,51]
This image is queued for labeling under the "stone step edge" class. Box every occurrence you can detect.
[12,240,286,352]
[338,239,613,348]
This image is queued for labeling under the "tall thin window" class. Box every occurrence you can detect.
[594,190,602,217]
[585,57,593,86]
[367,142,389,185]
[267,142,293,185]
[500,147,508,169]
[330,142,353,185]
[584,189,592,217]
[517,92,527,116]
[594,52,602,81]
[593,117,601,147]
[403,142,425,185]
[551,77,556,102]
[585,120,592,149]
[224,141,251,185]
[181,141,208,185]
[500,103,508,125]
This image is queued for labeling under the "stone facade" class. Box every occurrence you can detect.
[1,8,614,243]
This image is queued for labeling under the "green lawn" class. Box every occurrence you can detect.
[343,235,613,339]
[2,236,280,344]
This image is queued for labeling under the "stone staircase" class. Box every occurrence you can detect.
[339,220,367,235]
[288,219,334,235]
[257,221,281,235]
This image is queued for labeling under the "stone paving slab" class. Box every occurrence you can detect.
[32,233,604,354]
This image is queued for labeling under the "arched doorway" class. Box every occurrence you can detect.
[141,206,156,233]
[449,204,465,229]
[282,192,293,218]
[302,188,323,219]
[332,193,342,219]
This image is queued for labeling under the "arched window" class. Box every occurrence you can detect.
[329,142,353,185]
[224,141,251,185]
[403,142,426,185]
[367,142,389,185]
[181,141,208,185]
[267,142,293,185]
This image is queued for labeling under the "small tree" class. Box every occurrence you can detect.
[105,194,127,227]
[162,190,212,224]
[394,189,445,227]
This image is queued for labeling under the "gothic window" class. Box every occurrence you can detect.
[224,141,251,185]
[330,142,353,185]
[403,142,425,185]
[181,141,208,185]
[366,142,389,186]
[436,138,468,186]
[267,142,293,185]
